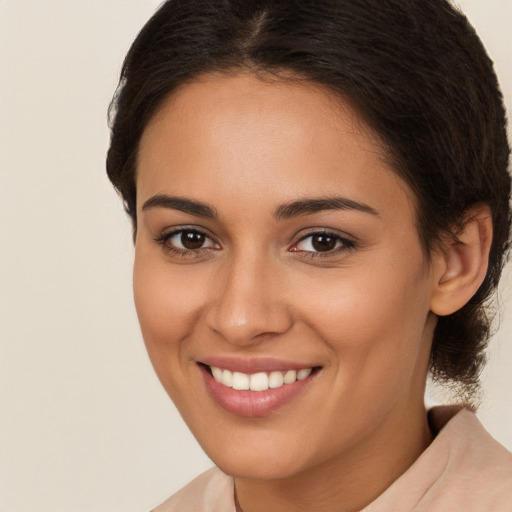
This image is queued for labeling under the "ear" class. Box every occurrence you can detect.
[429,204,493,316]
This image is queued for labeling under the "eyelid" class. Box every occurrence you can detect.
[169,230,217,250]
[154,224,217,241]
[292,227,356,244]
[153,225,355,259]
[289,228,356,255]
[153,225,221,256]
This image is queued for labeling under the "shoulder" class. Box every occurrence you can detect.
[430,406,512,474]
[150,466,235,512]
[431,407,512,508]
[365,407,512,512]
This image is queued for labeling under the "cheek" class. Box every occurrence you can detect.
[132,251,206,361]
[290,260,432,441]
[132,253,214,416]
[295,256,431,369]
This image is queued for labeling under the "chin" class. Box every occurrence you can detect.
[214,455,306,481]
[197,429,316,480]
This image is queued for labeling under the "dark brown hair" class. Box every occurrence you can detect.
[107,0,511,397]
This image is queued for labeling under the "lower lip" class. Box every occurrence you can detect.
[199,365,317,418]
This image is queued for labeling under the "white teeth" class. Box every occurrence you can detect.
[297,368,312,380]
[232,372,250,390]
[249,372,268,391]
[268,371,284,388]
[211,366,223,382]
[283,370,297,384]
[210,366,314,391]
[221,369,233,387]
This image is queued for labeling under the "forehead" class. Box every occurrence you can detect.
[136,72,416,223]
[141,72,380,156]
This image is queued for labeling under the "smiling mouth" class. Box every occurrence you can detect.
[207,365,315,391]
[198,360,322,417]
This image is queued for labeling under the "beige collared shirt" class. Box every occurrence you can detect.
[152,407,512,511]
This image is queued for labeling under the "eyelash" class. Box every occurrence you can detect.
[153,228,355,259]
[153,228,220,258]
[292,231,355,258]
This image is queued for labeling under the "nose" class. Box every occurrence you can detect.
[205,254,293,346]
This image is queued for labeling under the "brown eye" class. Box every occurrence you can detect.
[161,229,217,252]
[311,234,337,252]
[293,232,351,254]
[181,230,206,250]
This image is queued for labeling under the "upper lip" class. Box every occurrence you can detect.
[198,356,320,374]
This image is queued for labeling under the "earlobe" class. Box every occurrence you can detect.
[429,204,493,316]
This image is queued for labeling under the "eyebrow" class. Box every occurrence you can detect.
[141,194,379,220]
[274,196,379,220]
[141,195,218,218]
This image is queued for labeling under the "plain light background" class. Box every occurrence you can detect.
[0,1,511,511]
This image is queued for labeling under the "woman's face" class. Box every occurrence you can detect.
[134,73,438,480]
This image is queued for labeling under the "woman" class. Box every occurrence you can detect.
[107,0,512,510]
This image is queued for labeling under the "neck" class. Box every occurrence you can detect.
[234,403,433,512]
